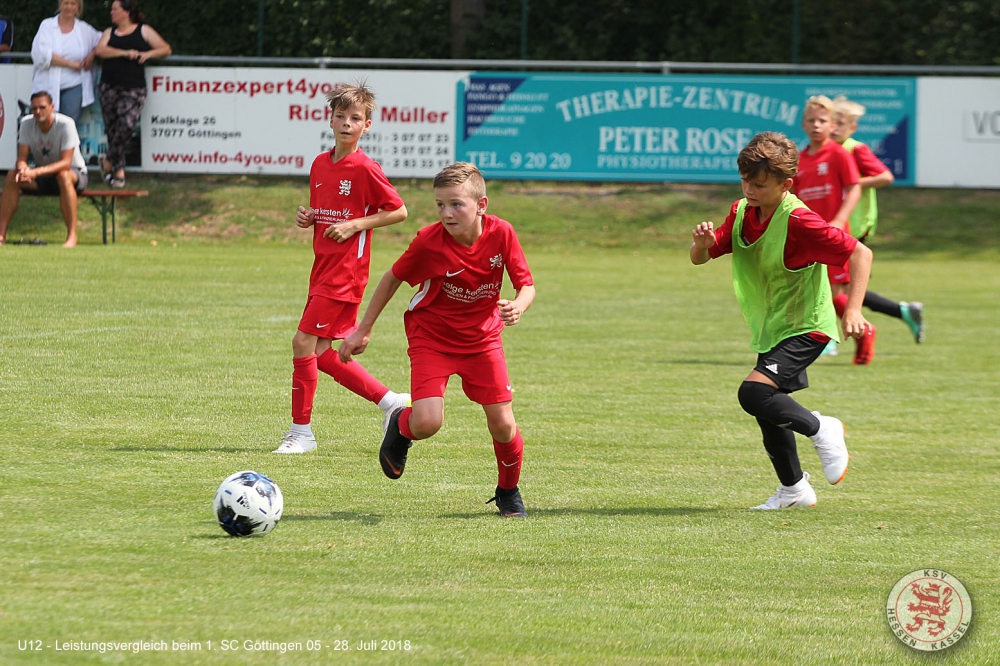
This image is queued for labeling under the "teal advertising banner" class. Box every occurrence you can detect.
[457,73,915,184]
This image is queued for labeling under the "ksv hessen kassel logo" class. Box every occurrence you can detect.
[885,569,972,651]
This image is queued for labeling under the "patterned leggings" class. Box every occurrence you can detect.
[98,83,147,174]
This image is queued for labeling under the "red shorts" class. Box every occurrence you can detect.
[298,295,359,339]
[828,260,851,285]
[408,345,513,405]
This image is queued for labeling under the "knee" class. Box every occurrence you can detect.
[408,408,442,440]
[55,169,75,189]
[4,169,17,186]
[291,330,316,356]
[486,414,517,443]
[737,381,775,417]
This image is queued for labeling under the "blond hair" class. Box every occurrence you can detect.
[737,132,799,182]
[803,94,836,117]
[833,95,866,122]
[433,162,487,200]
[325,81,376,120]
[60,0,84,17]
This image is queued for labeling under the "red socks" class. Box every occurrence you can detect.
[493,429,524,490]
[397,407,415,439]
[291,355,318,425]
[316,348,388,404]
[832,292,849,318]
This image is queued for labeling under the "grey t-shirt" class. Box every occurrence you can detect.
[18,112,87,172]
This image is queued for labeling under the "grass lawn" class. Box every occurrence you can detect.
[1,177,998,664]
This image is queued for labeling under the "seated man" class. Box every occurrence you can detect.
[0,91,89,247]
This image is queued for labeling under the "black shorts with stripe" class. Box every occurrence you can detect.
[754,333,828,393]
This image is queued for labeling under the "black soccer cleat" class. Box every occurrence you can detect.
[486,485,527,518]
[379,407,412,479]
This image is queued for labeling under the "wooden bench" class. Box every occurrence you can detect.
[80,189,149,244]
[0,187,148,244]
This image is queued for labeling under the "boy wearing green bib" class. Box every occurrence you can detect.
[832,96,925,343]
[691,132,873,509]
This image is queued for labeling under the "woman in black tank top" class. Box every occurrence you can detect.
[95,0,170,187]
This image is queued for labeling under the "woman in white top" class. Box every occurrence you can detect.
[31,0,101,124]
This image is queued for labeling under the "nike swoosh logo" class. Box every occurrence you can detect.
[501,460,519,467]
[315,182,322,188]
[381,453,402,476]
[506,385,512,391]
[445,269,465,277]
[316,323,329,328]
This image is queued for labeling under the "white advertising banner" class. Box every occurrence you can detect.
[916,77,1000,188]
[142,67,466,178]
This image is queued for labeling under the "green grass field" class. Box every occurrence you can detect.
[1,177,998,664]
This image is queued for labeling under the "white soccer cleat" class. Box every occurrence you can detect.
[272,432,317,454]
[751,472,818,510]
[381,392,411,432]
[810,411,849,484]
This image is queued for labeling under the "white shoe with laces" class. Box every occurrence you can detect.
[810,411,849,484]
[381,392,411,432]
[751,472,818,510]
[272,432,317,454]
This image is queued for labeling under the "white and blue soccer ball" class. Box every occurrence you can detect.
[213,471,284,537]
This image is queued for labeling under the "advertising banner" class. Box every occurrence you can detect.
[916,77,1000,188]
[456,73,915,184]
[141,67,466,178]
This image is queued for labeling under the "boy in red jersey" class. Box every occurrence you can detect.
[793,94,877,365]
[274,82,410,454]
[339,162,535,517]
[691,132,872,509]
[832,96,925,343]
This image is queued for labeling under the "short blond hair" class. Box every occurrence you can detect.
[60,0,84,17]
[833,95,866,122]
[325,81,376,120]
[433,162,487,200]
[803,94,836,117]
[737,132,799,182]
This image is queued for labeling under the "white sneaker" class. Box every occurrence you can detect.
[810,411,849,484]
[750,472,818,510]
[272,432,317,454]
[381,392,411,432]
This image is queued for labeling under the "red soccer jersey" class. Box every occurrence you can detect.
[792,139,860,227]
[851,141,890,177]
[708,199,858,270]
[307,149,404,303]
[392,214,534,354]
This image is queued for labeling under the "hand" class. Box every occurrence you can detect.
[338,329,369,363]
[323,219,360,242]
[15,166,34,184]
[691,221,717,249]
[82,53,95,70]
[841,309,872,340]
[294,206,314,228]
[137,51,151,64]
[498,299,522,326]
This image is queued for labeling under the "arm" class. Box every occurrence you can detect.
[31,20,55,68]
[828,183,860,231]
[690,221,716,265]
[324,204,408,242]
[498,284,535,326]
[859,170,894,189]
[95,28,123,59]
[338,269,404,362]
[840,242,873,339]
[17,147,73,182]
[14,144,31,181]
[136,26,172,63]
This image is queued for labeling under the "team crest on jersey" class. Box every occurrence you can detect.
[817,162,829,176]
[339,180,352,196]
[489,253,504,269]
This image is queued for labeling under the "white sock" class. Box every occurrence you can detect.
[289,423,313,437]
[377,391,399,412]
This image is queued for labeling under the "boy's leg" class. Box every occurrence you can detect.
[754,417,803,487]
[739,334,849,486]
[317,347,389,404]
[832,291,877,365]
[483,402,522,490]
[275,329,320,454]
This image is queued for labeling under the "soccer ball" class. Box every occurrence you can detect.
[213,471,284,537]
